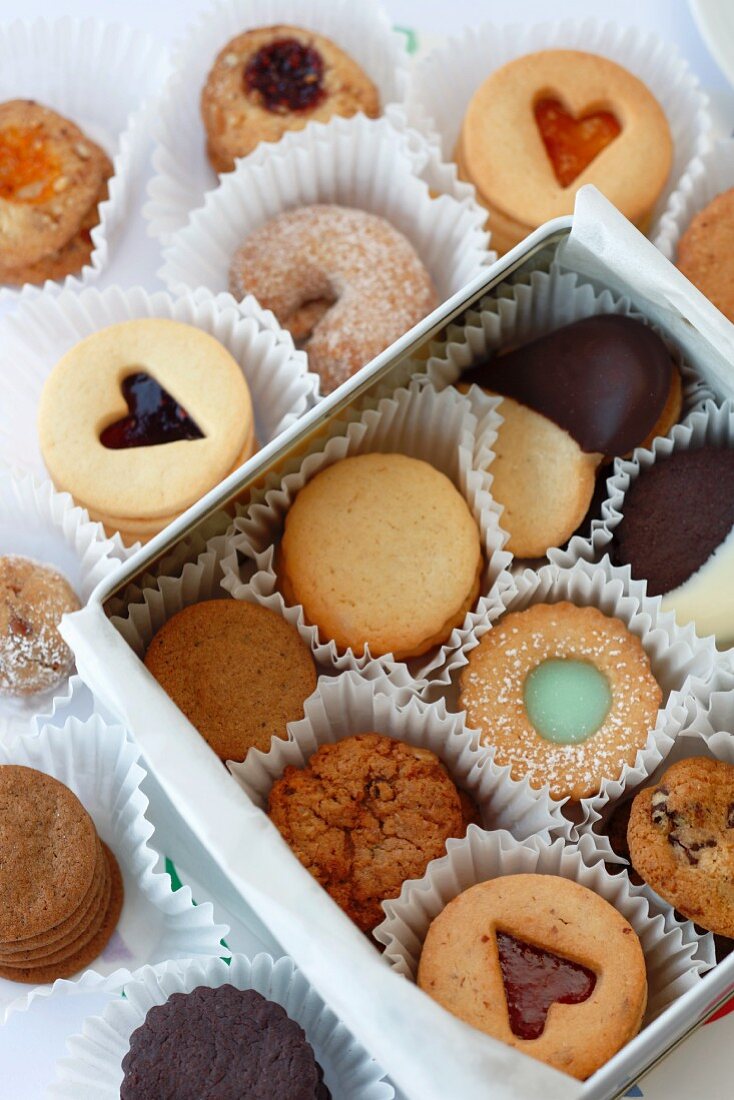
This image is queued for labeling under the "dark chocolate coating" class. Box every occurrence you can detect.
[120,985,331,1100]
[460,315,673,455]
[612,447,734,595]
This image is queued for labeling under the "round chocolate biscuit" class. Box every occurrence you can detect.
[120,984,330,1099]
[144,600,317,762]
[0,765,98,940]
[612,447,734,595]
[0,843,123,983]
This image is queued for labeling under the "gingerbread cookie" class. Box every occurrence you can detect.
[678,188,734,322]
[0,765,122,982]
[0,555,80,697]
[461,314,681,556]
[38,319,256,543]
[121,986,330,1100]
[202,25,379,172]
[229,204,438,394]
[144,600,317,761]
[0,100,111,271]
[612,447,734,647]
[280,453,482,660]
[628,757,734,937]
[268,733,474,933]
[459,602,662,801]
[418,873,647,1080]
[456,51,672,254]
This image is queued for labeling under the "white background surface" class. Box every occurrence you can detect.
[1,0,733,1097]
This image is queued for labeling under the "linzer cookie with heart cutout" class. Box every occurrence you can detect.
[461,314,682,557]
[37,318,255,544]
[417,873,647,1080]
[628,757,734,938]
[456,50,672,254]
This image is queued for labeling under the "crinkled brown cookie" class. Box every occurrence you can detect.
[628,756,734,937]
[268,733,474,932]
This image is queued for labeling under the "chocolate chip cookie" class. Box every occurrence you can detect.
[628,757,734,937]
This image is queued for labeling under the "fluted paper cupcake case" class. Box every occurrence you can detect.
[146,0,411,243]
[0,468,130,742]
[653,139,734,262]
[0,716,228,1022]
[428,556,717,836]
[230,669,570,849]
[0,286,319,542]
[373,830,711,1025]
[158,113,494,353]
[403,17,711,238]
[553,401,734,643]
[51,953,395,1099]
[220,380,513,687]
[0,17,167,298]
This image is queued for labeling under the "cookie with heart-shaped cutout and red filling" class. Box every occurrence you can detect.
[37,318,255,544]
[418,873,647,1080]
[456,50,672,254]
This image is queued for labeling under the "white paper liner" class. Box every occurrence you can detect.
[230,670,570,853]
[403,17,712,239]
[432,556,716,835]
[158,113,494,349]
[373,830,711,1026]
[145,0,411,243]
[51,953,394,1099]
[0,16,166,298]
[556,401,734,648]
[0,468,129,742]
[0,716,228,1022]
[220,380,513,687]
[653,138,734,262]
[0,285,319,540]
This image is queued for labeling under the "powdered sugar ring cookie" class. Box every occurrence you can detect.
[202,25,380,173]
[229,204,438,394]
[418,873,647,1081]
[38,318,255,529]
[459,602,662,801]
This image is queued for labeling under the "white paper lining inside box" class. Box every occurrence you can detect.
[0,716,228,1022]
[220,380,513,686]
[51,954,395,1099]
[146,0,411,242]
[0,17,167,297]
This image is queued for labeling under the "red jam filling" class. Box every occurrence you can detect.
[244,38,325,113]
[99,373,204,450]
[534,98,621,188]
[496,931,596,1040]
[0,125,62,204]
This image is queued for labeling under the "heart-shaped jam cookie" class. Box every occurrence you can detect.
[534,98,621,188]
[418,874,648,1080]
[99,373,204,450]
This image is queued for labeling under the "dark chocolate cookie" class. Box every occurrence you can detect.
[120,985,330,1100]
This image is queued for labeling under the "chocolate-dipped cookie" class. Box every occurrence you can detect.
[463,315,682,557]
[612,446,734,645]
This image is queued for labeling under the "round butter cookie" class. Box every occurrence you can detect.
[459,602,662,800]
[268,733,474,932]
[418,874,647,1080]
[677,188,734,322]
[144,599,317,762]
[628,757,734,938]
[38,319,255,541]
[0,100,111,268]
[202,25,380,172]
[279,453,483,660]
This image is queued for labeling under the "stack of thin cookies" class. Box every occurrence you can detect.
[0,765,123,983]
